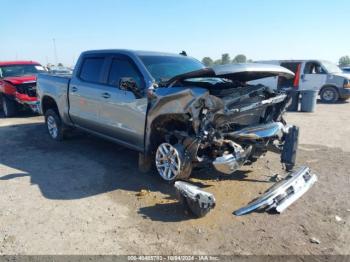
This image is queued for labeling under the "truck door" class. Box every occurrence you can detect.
[299,61,327,91]
[96,55,147,150]
[68,55,109,131]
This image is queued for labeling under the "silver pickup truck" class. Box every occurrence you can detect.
[37,49,299,182]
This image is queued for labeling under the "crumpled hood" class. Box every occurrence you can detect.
[3,75,36,85]
[167,63,294,85]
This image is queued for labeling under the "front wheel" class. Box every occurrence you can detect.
[44,109,65,141]
[320,87,339,103]
[155,143,192,183]
[2,96,17,117]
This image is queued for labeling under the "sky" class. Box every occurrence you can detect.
[0,0,349,66]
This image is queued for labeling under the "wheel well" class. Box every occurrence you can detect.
[319,85,339,95]
[41,96,58,115]
[148,114,193,153]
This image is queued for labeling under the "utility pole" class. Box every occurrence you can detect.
[52,38,58,66]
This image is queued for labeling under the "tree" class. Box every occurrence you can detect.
[232,54,247,64]
[339,56,350,67]
[214,59,222,65]
[221,53,231,65]
[201,57,214,67]
[57,62,64,67]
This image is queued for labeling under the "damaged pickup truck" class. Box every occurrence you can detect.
[37,50,299,183]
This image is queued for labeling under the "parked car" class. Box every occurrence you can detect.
[37,50,298,182]
[250,60,350,103]
[0,61,46,117]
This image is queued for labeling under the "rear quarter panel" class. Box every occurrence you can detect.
[37,74,72,124]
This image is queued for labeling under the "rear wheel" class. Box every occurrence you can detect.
[320,87,339,103]
[2,96,17,117]
[155,143,192,183]
[45,109,65,141]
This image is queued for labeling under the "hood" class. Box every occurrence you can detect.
[167,63,294,86]
[3,75,37,85]
[331,72,350,79]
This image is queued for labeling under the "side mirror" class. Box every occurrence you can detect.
[119,77,137,91]
[119,77,142,98]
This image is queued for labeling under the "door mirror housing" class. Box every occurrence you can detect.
[119,77,137,91]
[119,77,143,98]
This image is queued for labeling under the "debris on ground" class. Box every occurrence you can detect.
[234,166,317,216]
[310,237,321,244]
[335,215,343,222]
[174,181,216,218]
[270,174,283,182]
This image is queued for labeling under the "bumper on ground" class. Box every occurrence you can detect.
[234,166,317,216]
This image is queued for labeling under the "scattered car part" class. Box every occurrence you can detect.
[213,144,252,174]
[234,166,317,216]
[174,181,216,218]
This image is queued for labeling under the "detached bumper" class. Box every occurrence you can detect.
[234,166,317,216]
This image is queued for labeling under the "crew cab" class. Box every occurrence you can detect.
[251,60,350,103]
[0,61,46,117]
[37,50,299,182]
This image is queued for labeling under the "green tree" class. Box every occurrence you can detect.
[201,57,214,67]
[57,62,64,67]
[214,59,222,65]
[221,53,231,65]
[232,54,247,63]
[339,56,350,67]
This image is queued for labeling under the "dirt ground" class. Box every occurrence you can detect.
[0,101,349,255]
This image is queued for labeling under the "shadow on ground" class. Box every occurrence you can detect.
[0,120,264,222]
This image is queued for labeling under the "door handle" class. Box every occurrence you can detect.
[71,86,78,92]
[101,92,111,99]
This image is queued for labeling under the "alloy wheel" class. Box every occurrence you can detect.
[155,143,182,181]
[47,115,58,139]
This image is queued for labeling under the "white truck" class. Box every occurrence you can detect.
[250,60,350,103]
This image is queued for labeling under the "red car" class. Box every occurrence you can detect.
[0,61,46,117]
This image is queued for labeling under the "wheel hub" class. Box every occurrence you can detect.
[323,90,334,101]
[155,143,182,181]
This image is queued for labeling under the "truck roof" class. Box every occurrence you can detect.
[0,61,41,66]
[81,49,188,57]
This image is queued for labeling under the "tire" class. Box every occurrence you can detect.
[2,96,17,117]
[155,143,192,183]
[320,87,339,103]
[44,109,65,141]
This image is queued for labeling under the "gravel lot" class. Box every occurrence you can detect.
[0,101,349,255]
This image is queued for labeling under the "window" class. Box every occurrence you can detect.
[139,55,204,83]
[0,64,46,77]
[108,58,143,88]
[304,62,326,75]
[80,58,105,83]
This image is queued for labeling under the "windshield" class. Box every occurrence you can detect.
[321,61,342,74]
[0,64,46,78]
[139,55,205,83]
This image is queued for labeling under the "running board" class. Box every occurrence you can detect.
[234,166,317,216]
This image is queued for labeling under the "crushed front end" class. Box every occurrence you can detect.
[147,63,299,181]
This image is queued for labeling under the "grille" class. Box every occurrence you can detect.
[15,82,37,97]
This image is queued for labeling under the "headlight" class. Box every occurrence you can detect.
[344,79,350,88]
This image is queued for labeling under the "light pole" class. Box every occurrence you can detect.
[52,38,58,66]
